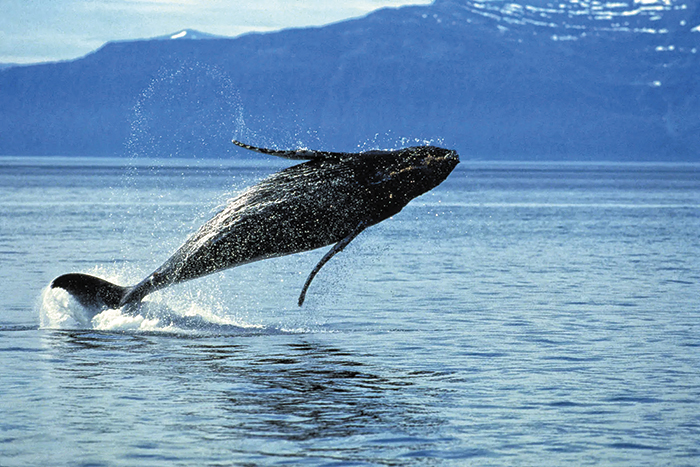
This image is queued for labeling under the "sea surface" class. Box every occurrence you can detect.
[1,156,699,466]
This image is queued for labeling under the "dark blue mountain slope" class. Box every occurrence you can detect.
[0,1,697,160]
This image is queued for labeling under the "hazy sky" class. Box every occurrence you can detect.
[1,0,432,64]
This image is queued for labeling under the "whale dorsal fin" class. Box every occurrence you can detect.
[233,140,347,161]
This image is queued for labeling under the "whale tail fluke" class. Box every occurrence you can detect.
[51,273,132,311]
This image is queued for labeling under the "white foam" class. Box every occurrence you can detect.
[39,286,94,329]
[38,270,266,334]
[91,308,160,332]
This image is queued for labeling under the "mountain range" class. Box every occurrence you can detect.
[1,0,698,160]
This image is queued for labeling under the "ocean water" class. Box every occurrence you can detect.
[1,156,699,466]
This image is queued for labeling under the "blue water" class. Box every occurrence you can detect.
[1,156,699,466]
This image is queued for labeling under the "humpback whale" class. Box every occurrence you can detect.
[51,140,459,313]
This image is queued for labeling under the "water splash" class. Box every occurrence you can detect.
[112,61,257,297]
[127,61,249,160]
[356,131,446,152]
[38,266,266,334]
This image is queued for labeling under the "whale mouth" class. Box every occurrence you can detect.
[424,149,460,168]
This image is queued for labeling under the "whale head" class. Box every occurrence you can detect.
[398,145,460,192]
[357,145,459,219]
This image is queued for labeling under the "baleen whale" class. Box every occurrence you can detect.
[51,140,459,312]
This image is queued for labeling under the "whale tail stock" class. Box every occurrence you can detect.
[51,273,133,312]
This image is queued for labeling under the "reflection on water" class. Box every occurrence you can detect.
[35,329,447,465]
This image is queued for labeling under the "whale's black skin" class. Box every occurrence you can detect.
[51,140,459,313]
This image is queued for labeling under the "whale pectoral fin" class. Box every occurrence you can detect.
[298,221,369,307]
[51,273,131,312]
[232,139,345,161]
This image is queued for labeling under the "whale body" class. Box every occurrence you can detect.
[51,140,459,313]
